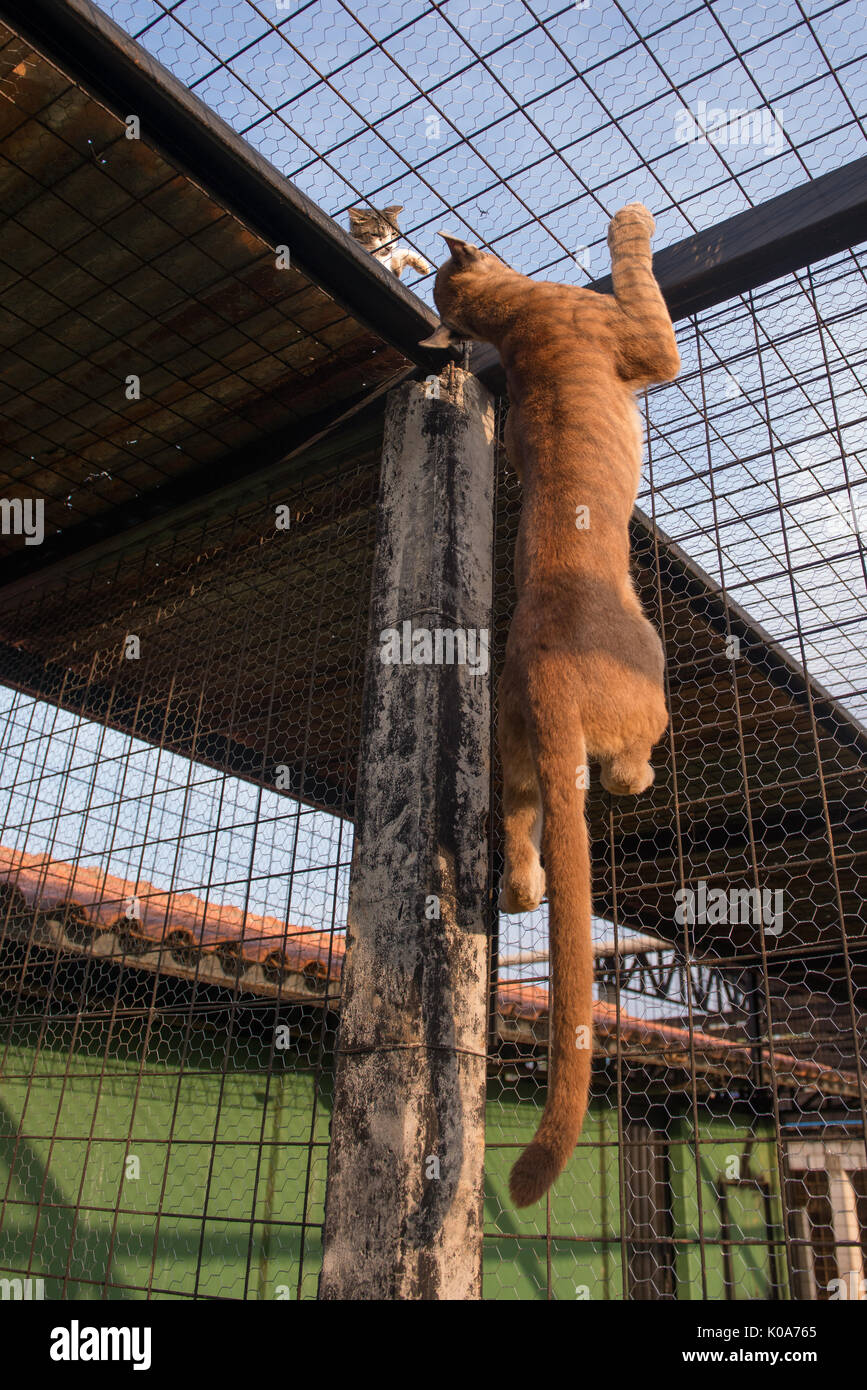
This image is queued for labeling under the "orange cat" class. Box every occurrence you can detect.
[421,205,681,1206]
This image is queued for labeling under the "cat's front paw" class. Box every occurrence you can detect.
[609,203,655,240]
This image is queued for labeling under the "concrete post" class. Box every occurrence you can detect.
[827,1165,865,1299]
[319,367,495,1300]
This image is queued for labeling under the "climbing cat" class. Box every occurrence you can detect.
[348,205,431,279]
[420,205,681,1206]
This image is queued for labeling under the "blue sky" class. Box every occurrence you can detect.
[94,0,866,286]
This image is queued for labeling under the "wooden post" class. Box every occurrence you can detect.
[319,366,494,1300]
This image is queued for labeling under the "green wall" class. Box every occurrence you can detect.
[0,1016,330,1300]
[0,1022,787,1300]
[484,1078,787,1300]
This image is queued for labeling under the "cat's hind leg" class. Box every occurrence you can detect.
[593,661,666,797]
[599,748,655,796]
[499,685,545,913]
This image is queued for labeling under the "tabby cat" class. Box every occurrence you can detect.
[348,205,431,279]
[420,205,681,1206]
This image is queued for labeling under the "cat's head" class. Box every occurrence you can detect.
[419,235,509,349]
[348,204,403,247]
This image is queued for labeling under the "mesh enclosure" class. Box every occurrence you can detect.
[92,0,866,291]
[0,433,379,1299]
[0,0,865,1303]
[485,258,867,1298]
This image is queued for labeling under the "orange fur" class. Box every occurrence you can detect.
[425,205,681,1206]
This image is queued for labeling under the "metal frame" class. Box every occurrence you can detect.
[0,0,864,1305]
[0,0,866,588]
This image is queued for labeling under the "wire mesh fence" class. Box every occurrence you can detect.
[0,0,865,1302]
[485,253,867,1298]
[0,434,378,1298]
[94,0,866,292]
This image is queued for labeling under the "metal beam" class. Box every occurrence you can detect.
[595,155,867,319]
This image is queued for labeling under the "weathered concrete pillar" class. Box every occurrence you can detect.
[827,1165,865,1299]
[319,366,494,1300]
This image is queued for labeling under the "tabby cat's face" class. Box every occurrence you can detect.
[348,205,403,249]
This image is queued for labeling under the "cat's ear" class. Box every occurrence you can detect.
[440,232,483,265]
[348,206,367,228]
[384,204,403,219]
[418,322,463,349]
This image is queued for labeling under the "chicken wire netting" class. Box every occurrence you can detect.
[91,0,865,296]
[0,439,378,1299]
[485,248,867,1299]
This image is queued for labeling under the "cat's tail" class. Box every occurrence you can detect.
[509,663,593,1208]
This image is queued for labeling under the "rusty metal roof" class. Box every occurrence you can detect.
[0,16,429,573]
